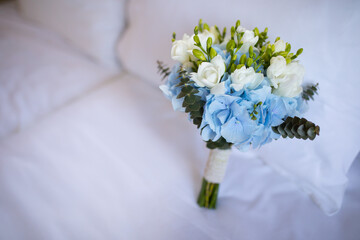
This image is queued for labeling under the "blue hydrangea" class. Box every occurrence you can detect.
[200,82,305,151]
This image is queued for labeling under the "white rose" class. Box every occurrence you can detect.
[171,34,194,63]
[274,39,286,53]
[267,56,305,98]
[190,55,225,88]
[230,66,264,91]
[236,26,259,53]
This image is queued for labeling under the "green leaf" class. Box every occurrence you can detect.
[177,91,187,99]
[184,95,196,104]
[181,85,193,94]
[192,49,206,61]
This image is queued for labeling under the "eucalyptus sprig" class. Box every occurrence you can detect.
[302,83,319,101]
[175,68,205,128]
[157,61,171,80]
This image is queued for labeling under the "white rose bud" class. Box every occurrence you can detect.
[230,66,264,91]
[274,40,286,53]
[267,56,305,98]
[190,55,225,88]
[171,34,194,63]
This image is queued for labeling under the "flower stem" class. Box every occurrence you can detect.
[197,178,220,209]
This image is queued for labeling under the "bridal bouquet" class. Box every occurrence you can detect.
[159,20,320,209]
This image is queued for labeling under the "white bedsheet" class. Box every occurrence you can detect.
[0,3,118,139]
[0,74,359,240]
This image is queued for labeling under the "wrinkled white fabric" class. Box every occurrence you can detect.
[0,3,117,139]
[0,74,359,240]
[18,0,126,69]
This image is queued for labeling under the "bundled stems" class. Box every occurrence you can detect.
[197,148,232,209]
[197,178,219,208]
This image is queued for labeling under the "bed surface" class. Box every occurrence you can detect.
[1,74,359,240]
[0,1,359,239]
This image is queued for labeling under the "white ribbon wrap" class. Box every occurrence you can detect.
[204,148,232,183]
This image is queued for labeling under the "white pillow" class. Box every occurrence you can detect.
[17,0,126,70]
[0,3,117,139]
[117,0,360,215]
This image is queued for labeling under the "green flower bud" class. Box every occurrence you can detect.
[226,39,236,52]
[192,49,206,61]
[240,54,247,64]
[235,20,241,29]
[194,26,199,35]
[236,63,245,69]
[209,47,217,59]
[246,58,253,67]
[203,23,210,31]
[206,37,212,51]
[193,35,200,44]
[249,46,254,57]
[296,48,303,56]
[222,27,227,37]
[231,26,235,39]
[285,43,291,52]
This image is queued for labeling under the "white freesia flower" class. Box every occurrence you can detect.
[236,26,259,53]
[230,66,264,91]
[267,56,287,85]
[267,56,305,98]
[209,26,220,44]
[274,39,286,53]
[196,30,216,49]
[190,55,225,88]
[171,34,194,63]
